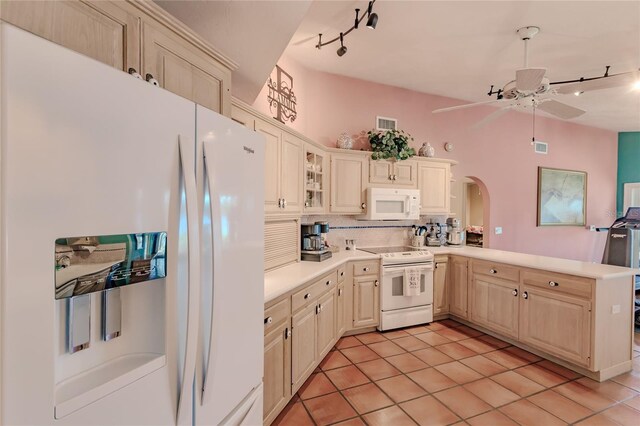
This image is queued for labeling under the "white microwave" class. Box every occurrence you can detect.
[357,188,421,220]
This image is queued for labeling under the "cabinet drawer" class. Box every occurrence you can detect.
[264,298,290,335]
[472,259,520,282]
[338,265,346,283]
[522,270,593,299]
[292,271,337,312]
[353,261,379,277]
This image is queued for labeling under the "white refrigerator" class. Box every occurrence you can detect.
[0,23,264,425]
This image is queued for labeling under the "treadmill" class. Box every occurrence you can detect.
[602,207,640,326]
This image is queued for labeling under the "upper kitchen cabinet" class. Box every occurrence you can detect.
[418,160,451,215]
[141,19,231,116]
[1,0,140,71]
[330,152,368,214]
[304,144,329,214]
[369,160,417,187]
[2,1,235,116]
[255,118,303,215]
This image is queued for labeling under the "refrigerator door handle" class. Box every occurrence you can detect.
[201,142,221,406]
[177,135,201,426]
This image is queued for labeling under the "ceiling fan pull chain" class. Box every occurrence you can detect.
[532,103,536,144]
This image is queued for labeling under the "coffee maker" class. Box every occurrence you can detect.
[446,218,465,247]
[301,223,332,262]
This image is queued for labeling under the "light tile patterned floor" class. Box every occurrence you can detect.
[272,320,640,426]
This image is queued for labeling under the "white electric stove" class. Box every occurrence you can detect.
[359,247,434,330]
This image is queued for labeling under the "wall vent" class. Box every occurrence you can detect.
[534,141,548,154]
[376,116,397,131]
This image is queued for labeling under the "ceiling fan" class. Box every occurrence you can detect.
[433,26,640,126]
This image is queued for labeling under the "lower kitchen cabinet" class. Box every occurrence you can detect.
[353,275,380,328]
[337,283,346,336]
[519,286,592,367]
[433,257,448,315]
[291,303,317,392]
[263,321,291,425]
[317,289,337,360]
[449,256,469,318]
[469,274,519,339]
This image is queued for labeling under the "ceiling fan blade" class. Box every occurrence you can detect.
[433,99,507,114]
[516,68,547,91]
[555,71,639,94]
[471,106,513,129]
[537,99,586,119]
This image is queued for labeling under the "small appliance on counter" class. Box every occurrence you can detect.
[426,223,443,247]
[301,223,332,262]
[446,217,465,247]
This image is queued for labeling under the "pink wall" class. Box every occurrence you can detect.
[253,56,618,262]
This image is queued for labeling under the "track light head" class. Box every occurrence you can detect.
[337,32,347,56]
[366,12,378,29]
[366,1,378,29]
[355,8,360,29]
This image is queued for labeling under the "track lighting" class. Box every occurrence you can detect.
[337,33,347,57]
[315,0,379,57]
[633,80,640,91]
[366,1,378,29]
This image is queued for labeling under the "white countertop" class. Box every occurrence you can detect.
[264,245,638,304]
[264,250,379,303]
[425,246,638,280]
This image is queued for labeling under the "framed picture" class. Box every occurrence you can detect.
[537,167,587,226]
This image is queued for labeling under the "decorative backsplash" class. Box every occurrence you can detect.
[302,215,447,249]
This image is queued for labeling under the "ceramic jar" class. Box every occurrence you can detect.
[419,142,435,157]
[336,132,353,150]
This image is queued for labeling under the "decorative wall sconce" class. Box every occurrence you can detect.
[316,0,379,57]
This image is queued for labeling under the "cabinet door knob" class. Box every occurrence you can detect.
[284,328,291,339]
[145,73,159,86]
[363,267,370,272]
[264,316,273,325]
[522,291,529,300]
[489,269,497,274]
[340,271,344,277]
[389,175,393,180]
[282,199,287,208]
[512,289,518,297]
[393,175,397,181]
[548,281,559,287]
[361,202,366,210]
[339,288,343,296]
[128,67,142,79]
[375,280,379,287]
[304,293,311,299]
[326,280,332,286]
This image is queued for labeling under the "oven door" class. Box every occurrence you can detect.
[381,263,434,311]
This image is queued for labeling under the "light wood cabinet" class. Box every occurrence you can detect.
[316,289,337,360]
[291,303,317,392]
[263,321,291,425]
[337,283,346,336]
[353,275,380,328]
[1,0,141,72]
[141,19,230,115]
[433,258,449,315]
[330,152,367,213]
[304,144,329,213]
[469,274,519,339]
[418,161,451,214]
[254,119,302,215]
[449,256,468,318]
[519,286,592,367]
[369,160,417,187]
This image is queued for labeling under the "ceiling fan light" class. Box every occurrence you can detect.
[633,80,640,90]
[366,12,378,29]
[574,91,584,96]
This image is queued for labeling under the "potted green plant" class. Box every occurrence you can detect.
[367,129,416,160]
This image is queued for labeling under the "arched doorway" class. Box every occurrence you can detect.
[451,177,490,247]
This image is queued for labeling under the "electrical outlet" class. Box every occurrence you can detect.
[611,305,621,314]
[495,227,503,235]
[589,225,596,232]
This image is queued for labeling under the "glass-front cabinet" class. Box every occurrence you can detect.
[304,144,328,213]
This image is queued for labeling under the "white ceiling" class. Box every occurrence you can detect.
[155,0,312,102]
[284,0,640,132]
